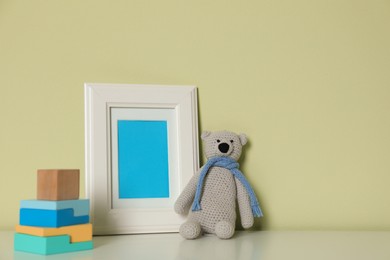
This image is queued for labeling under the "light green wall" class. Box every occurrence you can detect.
[1,0,389,230]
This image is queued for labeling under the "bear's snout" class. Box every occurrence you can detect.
[218,143,230,153]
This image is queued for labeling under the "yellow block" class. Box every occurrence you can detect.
[15,223,92,243]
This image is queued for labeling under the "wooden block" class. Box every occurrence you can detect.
[15,223,92,243]
[37,169,80,201]
[20,208,89,228]
[14,233,93,255]
[20,199,90,216]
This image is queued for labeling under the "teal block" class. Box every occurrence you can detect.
[20,199,90,216]
[14,233,93,255]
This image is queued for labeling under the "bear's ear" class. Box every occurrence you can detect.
[201,131,211,140]
[239,133,248,146]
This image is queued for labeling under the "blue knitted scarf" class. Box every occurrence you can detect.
[191,156,263,217]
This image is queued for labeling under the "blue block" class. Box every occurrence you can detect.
[20,208,89,228]
[20,199,90,216]
[14,233,93,255]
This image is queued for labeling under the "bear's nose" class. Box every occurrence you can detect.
[218,143,230,153]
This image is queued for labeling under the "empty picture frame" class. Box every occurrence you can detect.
[84,83,199,235]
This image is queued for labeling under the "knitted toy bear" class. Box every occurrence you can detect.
[174,130,263,239]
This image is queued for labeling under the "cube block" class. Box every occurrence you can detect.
[20,199,90,216]
[20,208,89,228]
[37,169,79,201]
[14,233,93,255]
[15,223,92,243]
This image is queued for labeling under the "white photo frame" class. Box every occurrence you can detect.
[84,83,199,235]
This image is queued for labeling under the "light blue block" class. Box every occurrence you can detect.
[14,233,93,255]
[20,208,89,228]
[20,199,89,216]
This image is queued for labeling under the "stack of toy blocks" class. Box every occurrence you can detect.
[14,169,93,255]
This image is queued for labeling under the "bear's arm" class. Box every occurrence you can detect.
[235,177,254,229]
[174,168,202,215]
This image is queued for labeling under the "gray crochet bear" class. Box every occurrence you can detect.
[174,130,263,239]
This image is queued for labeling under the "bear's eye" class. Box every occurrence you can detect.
[216,139,221,143]
[230,140,234,143]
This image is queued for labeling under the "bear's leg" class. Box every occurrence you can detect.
[215,220,235,239]
[179,221,202,239]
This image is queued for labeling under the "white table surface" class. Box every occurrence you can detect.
[1,230,390,260]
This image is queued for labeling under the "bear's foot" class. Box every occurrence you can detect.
[215,220,235,239]
[179,221,202,239]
